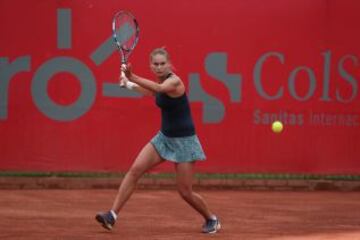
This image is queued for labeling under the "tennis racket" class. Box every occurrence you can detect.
[112,10,140,85]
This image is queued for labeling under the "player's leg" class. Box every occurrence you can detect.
[96,142,163,230]
[111,142,164,213]
[175,162,221,233]
[175,162,212,218]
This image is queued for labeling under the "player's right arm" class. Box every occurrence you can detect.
[119,74,154,96]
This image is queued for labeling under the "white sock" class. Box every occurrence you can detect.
[110,210,117,220]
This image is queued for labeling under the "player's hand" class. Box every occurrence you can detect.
[119,72,128,88]
[121,63,133,79]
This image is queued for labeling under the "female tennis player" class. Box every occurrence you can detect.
[95,47,221,234]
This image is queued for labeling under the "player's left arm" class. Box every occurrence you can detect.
[130,74,180,94]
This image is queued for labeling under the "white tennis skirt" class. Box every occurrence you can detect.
[150,131,206,163]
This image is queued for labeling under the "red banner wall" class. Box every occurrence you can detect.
[0,0,359,174]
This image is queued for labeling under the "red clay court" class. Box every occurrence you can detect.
[1,189,360,240]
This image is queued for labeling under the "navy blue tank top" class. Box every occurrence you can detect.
[155,86,195,137]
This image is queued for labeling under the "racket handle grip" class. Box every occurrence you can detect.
[120,64,126,87]
[121,64,127,75]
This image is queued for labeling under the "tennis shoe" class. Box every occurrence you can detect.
[202,216,221,234]
[95,211,116,230]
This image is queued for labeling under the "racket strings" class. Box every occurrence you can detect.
[114,13,139,52]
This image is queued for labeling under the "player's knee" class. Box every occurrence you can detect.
[177,185,193,201]
[127,166,143,180]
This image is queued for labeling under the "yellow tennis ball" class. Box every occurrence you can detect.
[272,121,283,133]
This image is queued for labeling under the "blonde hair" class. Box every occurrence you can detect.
[150,47,171,62]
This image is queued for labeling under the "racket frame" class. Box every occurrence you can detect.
[112,10,140,67]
